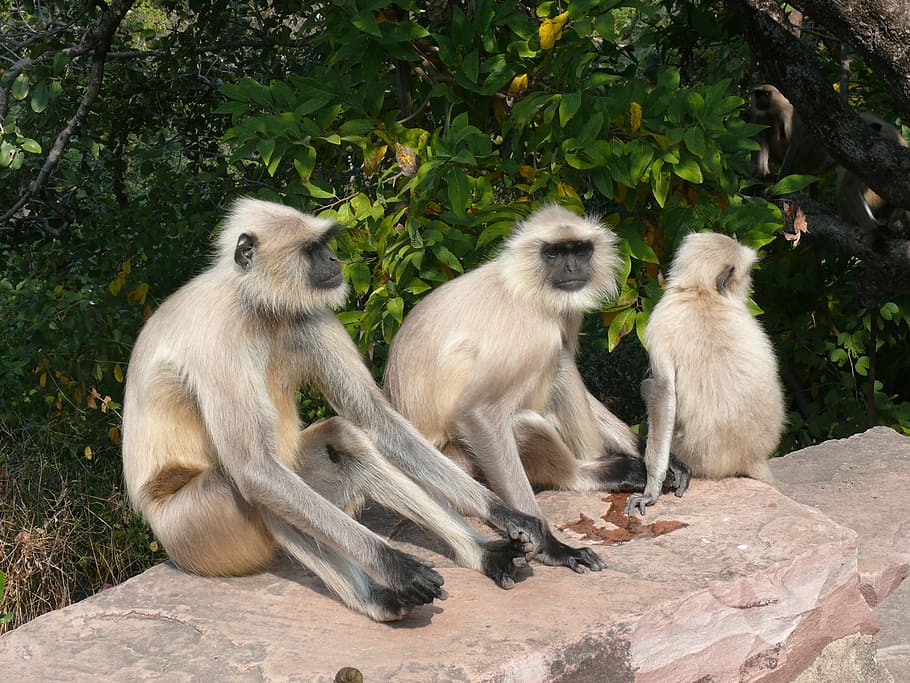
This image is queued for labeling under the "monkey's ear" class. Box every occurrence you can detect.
[234,233,257,271]
[716,265,735,295]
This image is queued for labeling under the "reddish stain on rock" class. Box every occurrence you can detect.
[559,493,688,545]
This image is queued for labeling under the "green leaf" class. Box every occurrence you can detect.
[30,83,49,113]
[19,138,42,154]
[12,74,29,100]
[346,261,372,294]
[352,10,383,37]
[446,167,470,217]
[683,127,705,156]
[770,174,818,196]
[607,308,636,351]
[294,146,317,183]
[673,155,703,184]
[559,91,582,127]
[463,49,480,84]
[386,296,404,323]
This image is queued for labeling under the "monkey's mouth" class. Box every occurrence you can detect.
[315,272,345,290]
[555,279,587,291]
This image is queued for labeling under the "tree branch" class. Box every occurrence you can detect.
[730,0,910,209]
[777,193,910,303]
[792,0,910,115]
[0,0,135,227]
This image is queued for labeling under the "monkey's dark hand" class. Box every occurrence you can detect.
[624,492,658,517]
[481,533,536,589]
[381,547,447,606]
[536,528,605,573]
[490,504,546,557]
[663,455,691,498]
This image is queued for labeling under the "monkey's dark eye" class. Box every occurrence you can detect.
[326,445,342,463]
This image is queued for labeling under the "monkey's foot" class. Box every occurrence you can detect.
[537,528,605,573]
[480,534,534,589]
[664,456,692,497]
[366,585,443,622]
[624,492,659,517]
[490,503,547,556]
[380,547,447,607]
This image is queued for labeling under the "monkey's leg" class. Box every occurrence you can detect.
[262,512,431,622]
[141,463,278,576]
[514,411,647,493]
[626,374,678,516]
[295,418,535,590]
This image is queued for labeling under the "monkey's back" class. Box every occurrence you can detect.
[646,288,784,478]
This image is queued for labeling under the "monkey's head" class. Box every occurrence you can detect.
[498,204,621,315]
[218,198,349,316]
[752,84,786,114]
[859,111,908,148]
[667,232,757,302]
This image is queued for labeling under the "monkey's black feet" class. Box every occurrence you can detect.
[664,455,692,497]
[537,527,605,573]
[481,533,535,589]
[381,547,447,607]
[490,503,547,556]
[624,492,659,517]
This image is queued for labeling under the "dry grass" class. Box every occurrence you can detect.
[0,419,161,633]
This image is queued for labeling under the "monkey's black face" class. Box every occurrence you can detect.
[542,239,594,291]
[307,241,344,290]
[753,90,770,111]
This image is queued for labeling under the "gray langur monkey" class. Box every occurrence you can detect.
[750,84,831,180]
[122,198,547,623]
[626,232,785,516]
[837,112,909,235]
[385,205,691,571]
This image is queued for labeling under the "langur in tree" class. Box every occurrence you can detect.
[385,205,690,571]
[751,84,831,181]
[626,232,785,516]
[837,111,909,236]
[122,198,548,622]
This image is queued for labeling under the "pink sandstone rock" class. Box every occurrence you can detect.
[0,475,880,682]
[770,426,910,606]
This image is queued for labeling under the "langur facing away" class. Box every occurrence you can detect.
[122,198,548,622]
[385,205,690,571]
[626,232,785,516]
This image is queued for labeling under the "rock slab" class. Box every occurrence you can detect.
[2,429,908,681]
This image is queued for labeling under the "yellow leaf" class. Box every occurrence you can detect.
[128,282,149,305]
[108,426,121,445]
[84,445,93,460]
[114,363,124,383]
[539,12,569,50]
[108,274,125,296]
[507,74,529,97]
[518,164,536,179]
[630,101,643,132]
[557,181,579,198]
[39,372,47,387]
[362,144,387,177]
[395,143,419,177]
[149,541,159,552]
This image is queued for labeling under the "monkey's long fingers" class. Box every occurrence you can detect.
[624,493,656,516]
[667,455,692,498]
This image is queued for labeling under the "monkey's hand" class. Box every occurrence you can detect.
[536,527,605,573]
[381,547,448,607]
[624,492,658,517]
[664,455,692,498]
[480,534,536,589]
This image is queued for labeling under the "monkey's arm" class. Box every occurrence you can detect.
[306,315,546,558]
[625,372,677,516]
[199,377,445,607]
